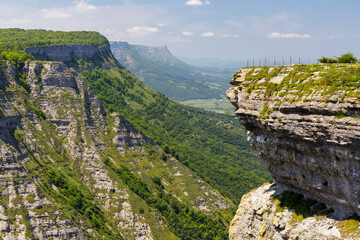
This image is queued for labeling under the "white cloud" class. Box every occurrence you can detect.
[40,9,72,18]
[39,0,96,19]
[201,32,214,37]
[233,34,240,38]
[204,0,211,5]
[74,0,97,12]
[127,26,159,33]
[185,0,203,6]
[182,31,194,36]
[158,23,165,27]
[267,32,311,39]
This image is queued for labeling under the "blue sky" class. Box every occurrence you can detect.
[0,0,359,63]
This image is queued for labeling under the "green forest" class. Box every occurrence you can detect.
[81,67,271,204]
[0,28,108,51]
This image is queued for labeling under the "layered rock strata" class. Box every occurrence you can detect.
[26,44,110,63]
[227,65,360,239]
[227,66,360,216]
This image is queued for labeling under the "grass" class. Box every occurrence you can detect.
[336,215,360,238]
[234,63,360,119]
[240,64,360,98]
[178,95,235,114]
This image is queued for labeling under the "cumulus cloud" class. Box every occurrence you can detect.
[267,32,311,39]
[185,0,210,6]
[39,0,96,19]
[201,32,214,37]
[127,26,159,33]
[182,31,194,36]
[74,0,97,12]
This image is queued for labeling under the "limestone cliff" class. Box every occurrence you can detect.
[0,42,234,238]
[227,65,360,239]
[26,44,121,70]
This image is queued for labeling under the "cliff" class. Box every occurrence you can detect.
[0,27,241,238]
[0,57,235,239]
[110,41,172,66]
[227,64,360,239]
[26,44,120,70]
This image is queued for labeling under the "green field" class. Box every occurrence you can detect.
[178,96,235,114]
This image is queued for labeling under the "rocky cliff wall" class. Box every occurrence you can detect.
[26,44,110,63]
[0,55,234,238]
[227,65,360,238]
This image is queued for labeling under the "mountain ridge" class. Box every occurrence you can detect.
[110,41,234,101]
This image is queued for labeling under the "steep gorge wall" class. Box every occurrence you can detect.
[227,65,360,239]
[26,44,110,63]
[0,43,234,239]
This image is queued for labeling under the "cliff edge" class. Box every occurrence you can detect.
[227,64,360,239]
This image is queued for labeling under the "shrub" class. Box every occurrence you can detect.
[160,152,168,162]
[32,106,46,120]
[14,129,25,141]
[102,156,110,165]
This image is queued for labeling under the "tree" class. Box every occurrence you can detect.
[337,52,357,63]
[318,52,358,64]
[318,56,336,63]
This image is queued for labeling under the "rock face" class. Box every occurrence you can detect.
[26,44,110,63]
[227,65,360,239]
[230,183,352,240]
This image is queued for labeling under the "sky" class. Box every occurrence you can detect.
[1,0,359,64]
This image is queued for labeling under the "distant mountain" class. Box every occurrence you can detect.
[110,41,235,101]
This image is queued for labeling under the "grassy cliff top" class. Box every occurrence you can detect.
[232,63,360,100]
[0,28,109,51]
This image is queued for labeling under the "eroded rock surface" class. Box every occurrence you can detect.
[229,183,355,240]
[228,66,360,216]
[228,65,360,239]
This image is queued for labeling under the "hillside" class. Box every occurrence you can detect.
[110,41,235,102]
[228,64,360,239]
[0,28,271,239]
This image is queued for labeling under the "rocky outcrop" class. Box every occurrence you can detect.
[229,183,356,240]
[227,65,360,238]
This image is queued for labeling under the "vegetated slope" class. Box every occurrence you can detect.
[80,66,271,205]
[0,34,237,240]
[110,41,235,101]
[0,29,271,238]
